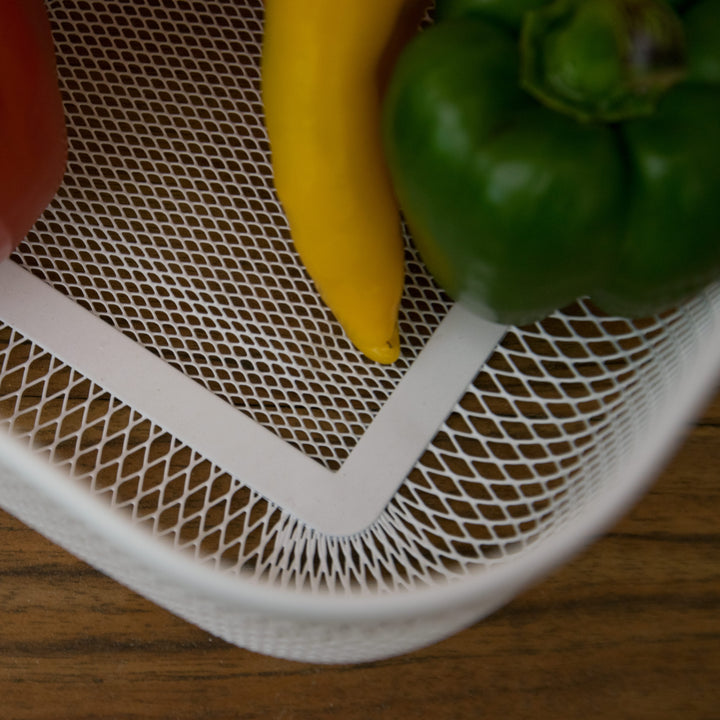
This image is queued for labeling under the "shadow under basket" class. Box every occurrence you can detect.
[1,0,719,663]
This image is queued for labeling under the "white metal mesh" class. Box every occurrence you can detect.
[19,0,445,471]
[2,287,715,595]
[1,0,719,661]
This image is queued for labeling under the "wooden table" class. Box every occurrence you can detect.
[1,387,718,720]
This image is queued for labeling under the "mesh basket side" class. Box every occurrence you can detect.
[0,432,512,663]
[3,289,717,595]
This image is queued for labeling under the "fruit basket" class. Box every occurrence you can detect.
[1,0,719,664]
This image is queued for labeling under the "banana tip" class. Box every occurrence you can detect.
[357,326,401,365]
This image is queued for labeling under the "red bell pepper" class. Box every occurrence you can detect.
[0,0,67,263]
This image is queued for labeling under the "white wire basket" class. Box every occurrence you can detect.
[1,0,719,664]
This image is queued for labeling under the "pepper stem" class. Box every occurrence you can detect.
[520,0,687,122]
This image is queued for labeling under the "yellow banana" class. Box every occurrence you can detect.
[261,0,426,364]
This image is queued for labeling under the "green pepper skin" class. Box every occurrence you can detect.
[434,0,547,29]
[684,0,720,85]
[596,85,720,316]
[383,0,720,324]
[383,20,625,324]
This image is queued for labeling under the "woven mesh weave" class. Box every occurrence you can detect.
[2,285,713,594]
[19,0,445,472]
[1,0,719,610]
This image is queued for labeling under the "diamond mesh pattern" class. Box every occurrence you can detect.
[1,0,719,609]
[18,0,446,471]
[2,286,715,594]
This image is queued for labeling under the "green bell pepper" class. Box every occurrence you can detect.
[382,0,720,324]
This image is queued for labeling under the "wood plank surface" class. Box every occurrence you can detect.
[0,387,718,720]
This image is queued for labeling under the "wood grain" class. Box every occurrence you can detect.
[0,387,718,720]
